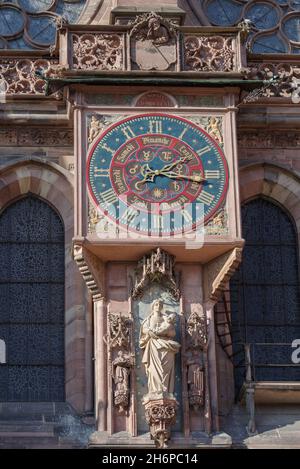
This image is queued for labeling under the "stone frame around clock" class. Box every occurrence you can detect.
[73,86,243,264]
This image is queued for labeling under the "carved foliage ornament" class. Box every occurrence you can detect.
[0,58,56,96]
[242,63,300,101]
[132,248,180,301]
[145,399,178,449]
[72,33,124,71]
[184,36,235,72]
[0,127,73,146]
[187,311,207,350]
[108,312,131,349]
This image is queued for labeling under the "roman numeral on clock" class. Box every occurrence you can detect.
[196,145,211,157]
[99,142,115,155]
[121,126,136,139]
[152,214,164,230]
[149,120,163,134]
[197,191,215,206]
[120,207,138,224]
[101,188,118,205]
[182,209,193,223]
[94,168,109,177]
[178,127,188,140]
[205,170,220,179]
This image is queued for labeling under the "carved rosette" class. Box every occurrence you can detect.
[184,35,235,72]
[144,399,178,448]
[132,248,180,300]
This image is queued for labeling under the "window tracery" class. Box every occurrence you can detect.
[191,0,300,53]
[0,0,86,49]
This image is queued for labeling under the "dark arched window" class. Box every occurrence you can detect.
[0,195,65,401]
[231,197,300,394]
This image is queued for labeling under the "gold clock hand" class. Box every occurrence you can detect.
[160,154,194,173]
[160,171,206,183]
[135,164,159,190]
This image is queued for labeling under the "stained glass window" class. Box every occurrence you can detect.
[199,0,300,53]
[230,198,300,394]
[0,0,86,50]
[0,196,65,401]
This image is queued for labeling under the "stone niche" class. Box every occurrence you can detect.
[89,248,213,448]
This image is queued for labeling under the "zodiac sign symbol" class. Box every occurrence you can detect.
[161,151,172,161]
[142,151,152,161]
[172,181,181,192]
[129,164,139,175]
[175,164,184,175]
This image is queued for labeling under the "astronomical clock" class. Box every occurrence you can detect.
[68,11,244,448]
[87,114,229,237]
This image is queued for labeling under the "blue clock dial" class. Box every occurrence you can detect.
[87,114,229,237]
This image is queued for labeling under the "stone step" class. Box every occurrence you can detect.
[0,436,59,449]
[0,420,55,435]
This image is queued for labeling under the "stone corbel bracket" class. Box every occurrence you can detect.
[204,247,243,302]
[73,242,105,301]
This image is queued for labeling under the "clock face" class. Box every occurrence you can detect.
[87,114,229,237]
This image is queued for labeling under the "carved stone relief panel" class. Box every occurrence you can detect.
[0,58,58,96]
[72,33,125,71]
[107,312,134,414]
[185,115,224,147]
[184,35,235,72]
[205,208,228,236]
[130,13,178,71]
[0,127,73,146]
[87,114,128,146]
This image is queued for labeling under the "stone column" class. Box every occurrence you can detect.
[94,297,107,431]
[204,300,219,432]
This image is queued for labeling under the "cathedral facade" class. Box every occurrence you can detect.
[1,0,300,449]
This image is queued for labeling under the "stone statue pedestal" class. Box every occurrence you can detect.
[144,398,178,448]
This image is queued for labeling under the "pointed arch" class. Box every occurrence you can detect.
[0,160,87,412]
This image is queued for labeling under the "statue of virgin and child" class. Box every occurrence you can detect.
[139,299,181,402]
